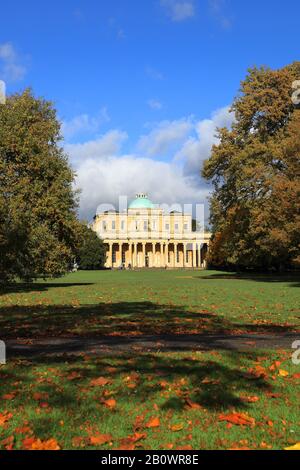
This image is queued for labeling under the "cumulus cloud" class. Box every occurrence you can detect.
[74,155,210,220]
[137,118,193,156]
[65,106,234,221]
[175,106,234,176]
[0,43,27,82]
[62,108,110,140]
[160,0,195,22]
[65,130,128,164]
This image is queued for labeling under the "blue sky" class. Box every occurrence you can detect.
[1,0,299,219]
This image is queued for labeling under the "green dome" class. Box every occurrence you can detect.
[129,193,154,209]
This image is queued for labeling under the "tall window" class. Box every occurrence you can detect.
[143,220,148,231]
[112,220,116,230]
[175,223,179,232]
[121,220,125,231]
[102,221,107,231]
[184,223,188,231]
[165,223,170,231]
[152,220,156,230]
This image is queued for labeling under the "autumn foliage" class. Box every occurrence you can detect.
[203,62,300,271]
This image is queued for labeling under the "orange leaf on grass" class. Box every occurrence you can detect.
[0,412,13,427]
[118,442,136,450]
[118,432,146,450]
[269,361,282,371]
[90,434,112,446]
[23,438,60,450]
[67,371,81,381]
[103,398,116,409]
[278,369,289,377]
[2,392,16,400]
[219,412,255,427]
[90,377,111,387]
[146,417,160,428]
[240,395,260,403]
[292,373,300,379]
[170,424,184,432]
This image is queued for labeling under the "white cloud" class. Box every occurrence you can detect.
[62,108,110,140]
[175,106,234,175]
[65,130,128,164]
[74,155,209,220]
[66,106,234,221]
[147,99,163,110]
[0,43,26,82]
[137,118,193,156]
[160,0,195,22]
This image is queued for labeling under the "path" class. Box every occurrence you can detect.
[5,332,300,358]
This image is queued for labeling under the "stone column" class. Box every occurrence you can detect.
[174,243,178,268]
[165,243,169,267]
[193,243,197,268]
[142,242,146,268]
[107,243,113,268]
[160,243,164,268]
[183,243,187,269]
[152,243,156,267]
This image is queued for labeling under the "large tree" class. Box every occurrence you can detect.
[202,62,300,271]
[0,89,79,283]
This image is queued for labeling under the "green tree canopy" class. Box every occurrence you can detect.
[0,89,80,283]
[202,62,300,271]
[76,224,106,270]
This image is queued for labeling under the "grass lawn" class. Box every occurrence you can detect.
[0,270,299,450]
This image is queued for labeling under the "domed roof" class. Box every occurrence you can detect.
[128,193,155,209]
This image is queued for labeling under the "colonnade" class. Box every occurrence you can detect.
[105,241,208,269]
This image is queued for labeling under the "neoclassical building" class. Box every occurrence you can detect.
[92,194,211,269]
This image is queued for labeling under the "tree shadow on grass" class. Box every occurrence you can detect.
[0,349,273,419]
[1,301,299,341]
[197,272,300,287]
[0,282,94,296]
